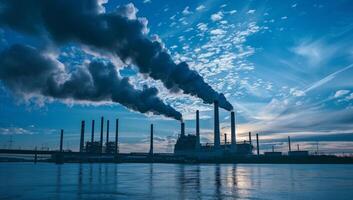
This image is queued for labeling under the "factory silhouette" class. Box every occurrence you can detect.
[77,101,254,158]
[1,100,352,164]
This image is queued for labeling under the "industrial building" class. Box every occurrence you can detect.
[5,100,346,164]
[78,117,119,154]
[174,101,253,159]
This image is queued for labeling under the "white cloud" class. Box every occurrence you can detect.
[228,10,237,14]
[170,15,176,20]
[290,88,306,97]
[0,127,33,135]
[334,90,350,98]
[97,0,108,13]
[291,39,338,67]
[182,6,192,15]
[196,23,208,32]
[116,3,139,20]
[256,98,289,120]
[143,0,151,3]
[247,9,256,14]
[281,16,288,20]
[211,11,223,21]
[210,28,226,35]
[346,93,353,100]
[196,5,205,11]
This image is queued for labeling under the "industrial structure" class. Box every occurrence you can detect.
[1,101,352,164]
[174,101,253,159]
[81,118,119,155]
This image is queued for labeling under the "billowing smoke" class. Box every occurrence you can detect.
[0,44,182,120]
[0,0,233,111]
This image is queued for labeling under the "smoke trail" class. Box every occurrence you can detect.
[0,0,233,110]
[0,44,182,120]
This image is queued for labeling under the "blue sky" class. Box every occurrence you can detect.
[0,0,353,154]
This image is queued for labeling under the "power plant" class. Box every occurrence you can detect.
[174,101,253,158]
[0,100,352,164]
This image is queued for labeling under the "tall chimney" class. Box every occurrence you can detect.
[214,101,221,150]
[115,119,119,154]
[256,133,259,156]
[248,132,252,144]
[196,110,200,149]
[60,129,63,152]
[288,136,291,152]
[149,124,153,156]
[224,133,227,144]
[106,120,109,145]
[181,122,185,137]
[91,120,95,143]
[230,111,236,152]
[80,120,85,152]
[100,117,104,153]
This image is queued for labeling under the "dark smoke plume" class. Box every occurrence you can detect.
[0,44,182,120]
[0,0,233,110]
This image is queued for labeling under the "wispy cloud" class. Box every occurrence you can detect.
[0,127,33,135]
[334,90,350,98]
[196,5,205,11]
[291,39,339,67]
[210,11,223,21]
[304,64,353,92]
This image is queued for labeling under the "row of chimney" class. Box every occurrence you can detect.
[180,101,238,152]
[79,117,119,154]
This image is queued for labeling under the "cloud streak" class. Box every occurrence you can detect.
[304,64,353,93]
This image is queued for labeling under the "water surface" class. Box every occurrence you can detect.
[0,163,352,200]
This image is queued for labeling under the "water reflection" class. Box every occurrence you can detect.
[149,164,153,199]
[56,165,62,200]
[176,164,203,200]
[67,163,252,200]
[214,164,221,199]
[24,163,350,200]
[77,163,82,200]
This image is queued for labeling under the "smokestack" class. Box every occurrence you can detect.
[248,132,252,144]
[80,120,85,152]
[230,111,236,152]
[115,119,119,154]
[256,133,259,156]
[224,133,227,144]
[149,124,153,156]
[297,144,300,151]
[60,129,63,152]
[288,136,291,152]
[100,117,104,153]
[106,120,109,145]
[91,120,95,143]
[181,122,185,137]
[214,101,220,150]
[196,110,200,150]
